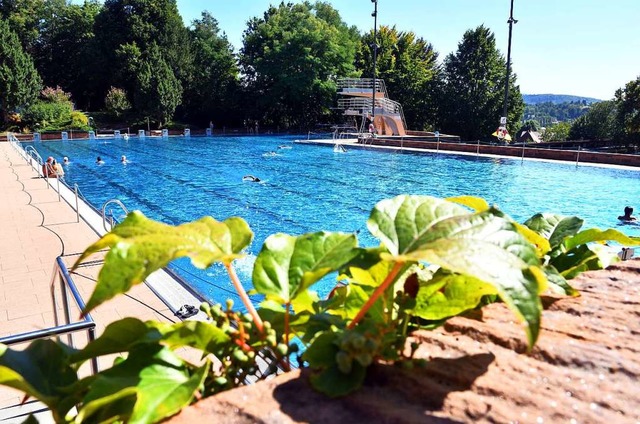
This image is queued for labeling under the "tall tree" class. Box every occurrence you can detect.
[92,0,191,108]
[440,25,523,140]
[0,0,46,52]
[356,26,441,131]
[239,1,358,128]
[0,18,41,122]
[134,43,182,127]
[33,0,101,109]
[183,11,239,126]
[614,76,640,144]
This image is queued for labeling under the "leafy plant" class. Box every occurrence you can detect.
[1,195,637,422]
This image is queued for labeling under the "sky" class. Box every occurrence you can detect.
[93,0,640,100]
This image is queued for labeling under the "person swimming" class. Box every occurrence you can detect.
[121,155,128,164]
[96,156,105,164]
[618,206,637,222]
[277,144,292,149]
[243,175,261,182]
[63,156,69,164]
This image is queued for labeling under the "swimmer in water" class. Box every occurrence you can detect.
[63,156,69,164]
[618,206,637,222]
[121,155,128,164]
[243,175,261,182]
[277,144,292,149]
[96,156,105,164]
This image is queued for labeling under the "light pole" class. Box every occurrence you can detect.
[501,0,517,131]
[371,0,378,126]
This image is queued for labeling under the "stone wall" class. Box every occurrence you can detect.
[169,259,640,423]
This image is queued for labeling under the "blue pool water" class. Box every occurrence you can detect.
[26,136,640,306]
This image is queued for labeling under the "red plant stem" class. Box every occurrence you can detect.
[348,261,404,329]
[225,262,264,333]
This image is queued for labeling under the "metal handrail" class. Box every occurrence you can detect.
[102,199,129,231]
[0,257,98,374]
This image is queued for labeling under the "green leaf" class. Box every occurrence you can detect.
[309,362,367,397]
[71,211,253,314]
[523,213,584,249]
[411,272,497,320]
[563,228,640,251]
[551,244,619,280]
[542,265,579,296]
[374,204,544,348]
[81,345,207,424]
[303,332,339,368]
[73,318,231,364]
[367,195,469,256]
[73,387,137,424]
[0,341,78,419]
[71,318,153,363]
[253,232,358,303]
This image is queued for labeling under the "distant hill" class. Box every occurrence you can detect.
[523,94,601,105]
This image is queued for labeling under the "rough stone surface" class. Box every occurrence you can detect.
[168,259,640,423]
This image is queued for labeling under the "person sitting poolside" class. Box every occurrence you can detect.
[242,175,261,182]
[52,159,64,177]
[42,157,57,178]
[618,206,637,222]
[96,156,105,165]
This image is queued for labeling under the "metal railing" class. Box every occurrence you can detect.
[338,97,407,130]
[102,199,129,231]
[337,77,388,98]
[0,257,98,374]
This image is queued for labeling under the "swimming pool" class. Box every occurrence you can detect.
[26,136,640,306]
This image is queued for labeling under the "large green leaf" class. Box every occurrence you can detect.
[72,318,231,364]
[71,212,253,314]
[411,272,497,320]
[80,345,207,424]
[252,232,358,303]
[523,213,584,249]
[0,340,78,419]
[367,195,470,256]
[370,199,544,347]
[563,228,640,251]
[551,244,619,280]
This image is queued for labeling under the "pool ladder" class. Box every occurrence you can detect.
[102,199,129,231]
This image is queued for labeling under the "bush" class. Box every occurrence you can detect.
[22,100,72,131]
[105,87,131,118]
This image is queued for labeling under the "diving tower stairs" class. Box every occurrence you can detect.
[336,78,407,136]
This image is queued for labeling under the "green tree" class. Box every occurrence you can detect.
[614,76,640,144]
[92,0,191,109]
[32,0,101,110]
[239,1,358,128]
[0,17,41,123]
[356,26,441,131]
[183,12,239,126]
[518,119,541,133]
[440,25,524,140]
[0,0,46,52]
[544,121,571,142]
[569,100,617,141]
[134,43,182,127]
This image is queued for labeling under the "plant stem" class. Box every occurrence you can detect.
[348,261,404,329]
[285,302,291,369]
[225,262,264,332]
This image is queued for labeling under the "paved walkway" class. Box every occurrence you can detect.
[0,142,196,410]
